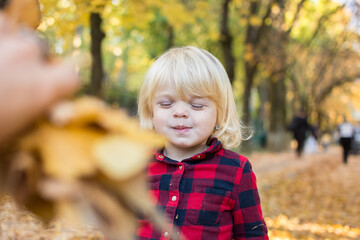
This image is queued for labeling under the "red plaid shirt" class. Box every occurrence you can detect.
[137,138,268,240]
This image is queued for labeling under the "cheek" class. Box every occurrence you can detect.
[207,116,217,131]
[206,108,217,126]
[151,109,167,129]
[195,112,217,130]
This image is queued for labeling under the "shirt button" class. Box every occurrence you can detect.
[178,165,182,170]
[175,214,179,219]
[171,196,177,201]
[163,232,169,237]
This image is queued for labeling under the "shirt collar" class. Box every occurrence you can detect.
[154,138,222,162]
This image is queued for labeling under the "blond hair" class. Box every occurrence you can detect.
[138,46,248,148]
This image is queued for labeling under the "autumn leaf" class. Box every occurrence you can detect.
[1,96,168,240]
[94,135,152,181]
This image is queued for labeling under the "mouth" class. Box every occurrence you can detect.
[172,125,192,134]
[173,125,191,130]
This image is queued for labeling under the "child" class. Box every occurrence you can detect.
[137,46,268,240]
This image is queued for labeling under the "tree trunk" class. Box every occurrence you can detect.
[243,62,257,125]
[90,12,105,97]
[242,0,273,125]
[220,0,235,84]
[267,75,288,150]
[166,25,174,50]
[267,0,288,151]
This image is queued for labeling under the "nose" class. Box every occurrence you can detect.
[173,102,188,118]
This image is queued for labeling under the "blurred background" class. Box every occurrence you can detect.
[4,0,360,239]
[38,0,360,152]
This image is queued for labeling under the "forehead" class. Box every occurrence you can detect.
[153,83,205,100]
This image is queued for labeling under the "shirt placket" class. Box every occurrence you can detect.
[161,162,184,239]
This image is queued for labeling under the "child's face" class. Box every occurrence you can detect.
[152,84,217,155]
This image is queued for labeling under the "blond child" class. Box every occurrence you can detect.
[137,46,268,240]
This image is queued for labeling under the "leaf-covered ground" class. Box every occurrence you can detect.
[251,146,360,240]
[1,145,359,239]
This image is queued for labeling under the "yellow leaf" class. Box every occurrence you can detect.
[94,135,152,180]
[249,15,262,27]
[50,96,107,127]
[98,108,165,147]
[97,108,136,133]
[37,124,103,180]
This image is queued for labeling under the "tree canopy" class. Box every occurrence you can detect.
[37,0,360,149]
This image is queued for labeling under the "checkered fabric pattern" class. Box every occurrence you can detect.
[137,138,268,240]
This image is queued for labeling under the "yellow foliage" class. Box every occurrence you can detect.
[249,15,262,27]
[1,96,166,239]
[161,1,195,30]
[244,44,255,62]
[193,1,210,19]
[94,135,152,181]
[209,29,219,41]
[21,125,103,180]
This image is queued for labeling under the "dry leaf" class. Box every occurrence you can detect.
[50,97,107,127]
[18,122,104,180]
[1,96,167,239]
[94,135,152,181]
[80,183,137,240]
[36,125,103,180]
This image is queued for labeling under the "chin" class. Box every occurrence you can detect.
[174,141,205,149]
[169,140,193,148]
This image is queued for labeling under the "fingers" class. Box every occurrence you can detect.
[38,61,80,109]
[0,59,80,143]
[1,12,79,107]
[0,13,81,143]
[0,13,13,34]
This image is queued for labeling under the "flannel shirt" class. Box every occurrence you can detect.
[137,138,268,240]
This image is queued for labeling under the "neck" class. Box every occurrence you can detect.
[164,144,208,161]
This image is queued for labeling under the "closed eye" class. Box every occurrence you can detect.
[190,103,204,110]
[159,101,173,108]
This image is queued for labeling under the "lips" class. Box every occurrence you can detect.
[172,125,191,134]
[173,125,190,130]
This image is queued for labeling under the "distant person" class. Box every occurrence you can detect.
[320,131,332,152]
[338,117,354,164]
[352,125,360,154]
[287,109,317,158]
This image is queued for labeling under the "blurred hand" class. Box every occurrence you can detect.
[0,14,79,143]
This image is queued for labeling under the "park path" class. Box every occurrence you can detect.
[247,146,360,239]
[250,146,345,176]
